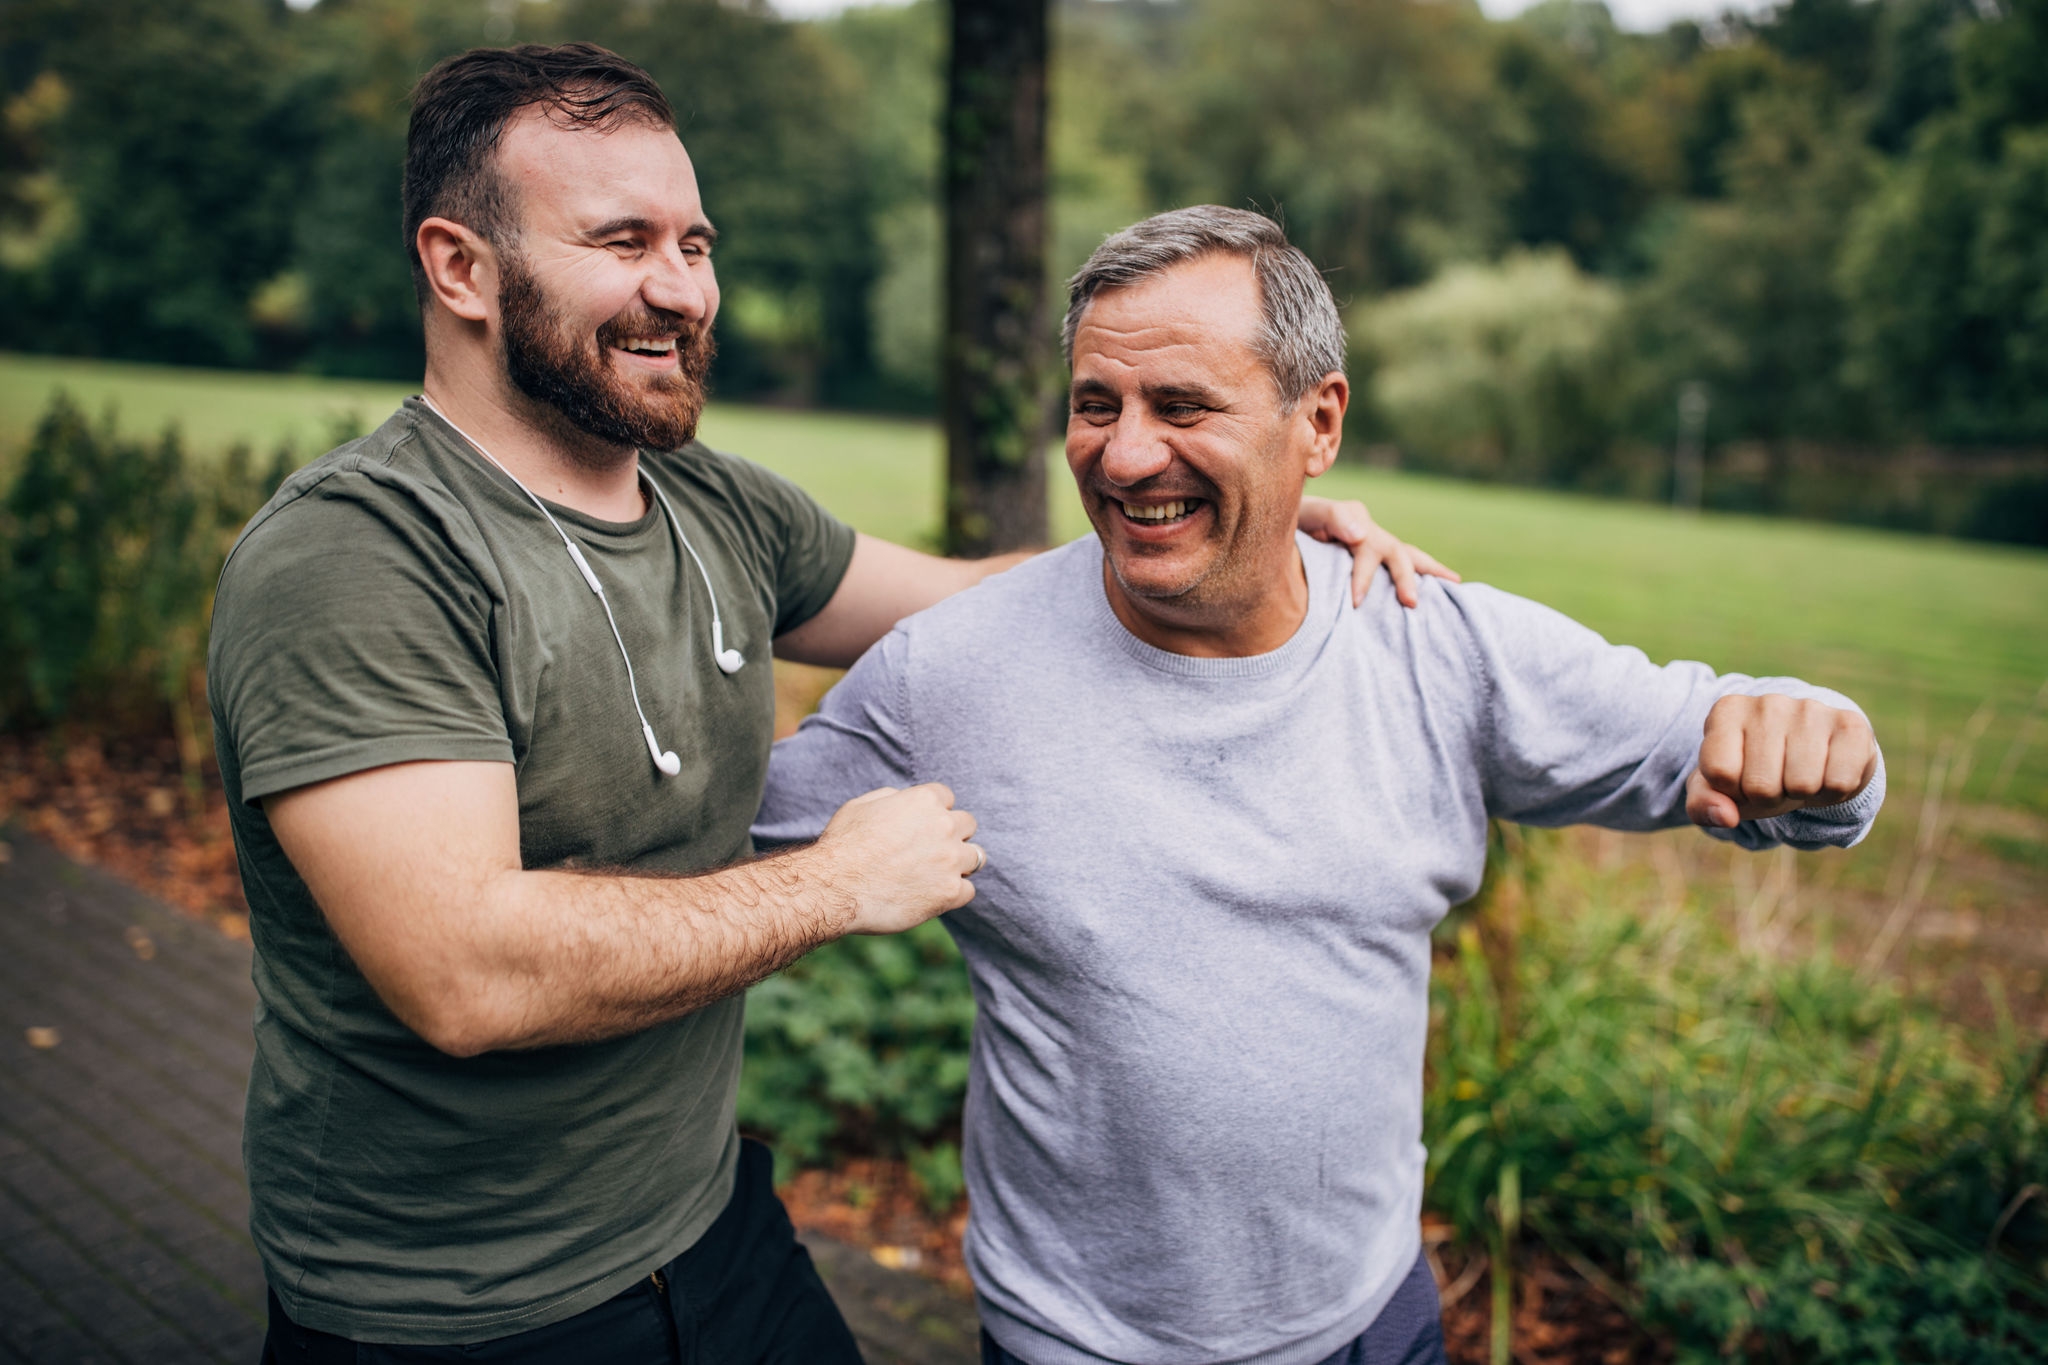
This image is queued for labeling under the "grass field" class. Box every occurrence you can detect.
[5,351,2045,831]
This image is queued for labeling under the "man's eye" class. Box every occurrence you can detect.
[1162,404,1202,420]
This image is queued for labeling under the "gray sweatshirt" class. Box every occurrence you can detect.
[753,534,1883,1365]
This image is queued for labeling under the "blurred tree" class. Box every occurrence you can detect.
[1627,83,1876,454]
[827,0,944,407]
[1491,19,1654,269]
[1840,0,2048,443]
[1115,0,1519,293]
[2,0,321,367]
[1757,0,1879,95]
[1865,0,1974,153]
[1675,44,1795,198]
[943,0,1052,555]
[1354,248,1623,486]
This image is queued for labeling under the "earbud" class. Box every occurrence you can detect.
[713,621,744,675]
[423,396,734,784]
[643,722,682,777]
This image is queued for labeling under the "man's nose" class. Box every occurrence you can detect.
[640,244,711,323]
[1098,409,1172,486]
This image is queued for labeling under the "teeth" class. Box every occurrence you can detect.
[1123,500,1192,522]
[619,337,676,353]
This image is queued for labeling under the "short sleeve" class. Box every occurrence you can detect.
[209,478,513,805]
[705,454,857,637]
[753,628,918,845]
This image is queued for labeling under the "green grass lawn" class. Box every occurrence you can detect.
[0,352,418,461]
[6,351,2044,819]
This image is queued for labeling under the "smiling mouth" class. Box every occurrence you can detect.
[1120,498,1203,525]
[614,336,678,358]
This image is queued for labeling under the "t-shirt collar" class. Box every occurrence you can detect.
[1085,530,1339,680]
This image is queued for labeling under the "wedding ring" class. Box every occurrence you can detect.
[971,845,987,874]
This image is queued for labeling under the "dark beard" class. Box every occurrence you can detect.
[498,253,716,459]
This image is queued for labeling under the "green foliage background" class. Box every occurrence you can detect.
[1,0,2044,1349]
[3,0,2046,537]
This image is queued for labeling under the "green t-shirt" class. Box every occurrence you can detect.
[208,398,856,1343]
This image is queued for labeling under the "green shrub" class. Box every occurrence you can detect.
[0,393,288,762]
[1351,249,1625,487]
[1427,830,2047,1363]
[739,918,975,1204]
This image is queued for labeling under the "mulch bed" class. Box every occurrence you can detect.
[0,722,1668,1362]
[0,728,249,937]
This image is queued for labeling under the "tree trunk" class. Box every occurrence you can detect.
[942,0,1051,556]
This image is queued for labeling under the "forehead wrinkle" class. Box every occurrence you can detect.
[1074,325,1265,397]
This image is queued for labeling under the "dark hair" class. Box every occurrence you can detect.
[403,43,675,305]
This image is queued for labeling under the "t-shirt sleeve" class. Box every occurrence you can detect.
[707,452,858,638]
[1444,582,1884,850]
[209,478,513,805]
[753,627,918,845]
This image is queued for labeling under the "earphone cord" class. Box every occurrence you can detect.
[645,478,727,647]
[418,394,668,747]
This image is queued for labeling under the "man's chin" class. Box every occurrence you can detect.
[1102,544,1208,603]
[563,388,703,453]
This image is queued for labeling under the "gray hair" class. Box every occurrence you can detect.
[1061,205,1346,406]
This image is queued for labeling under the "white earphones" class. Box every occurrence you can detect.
[422,397,742,778]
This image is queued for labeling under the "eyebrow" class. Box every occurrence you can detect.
[582,215,720,246]
[1140,382,1223,405]
[1069,378,1227,406]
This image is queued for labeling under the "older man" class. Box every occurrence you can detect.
[755,206,1885,1365]
[210,45,1438,1364]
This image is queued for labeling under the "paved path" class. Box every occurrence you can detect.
[0,830,978,1365]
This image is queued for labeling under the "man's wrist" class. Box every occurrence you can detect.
[771,839,863,942]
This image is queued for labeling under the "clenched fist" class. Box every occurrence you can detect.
[816,783,983,934]
[1686,694,1878,829]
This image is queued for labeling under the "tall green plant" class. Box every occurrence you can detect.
[1427,830,2048,1363]
[0,393,285,773]
[740,919,976,1210]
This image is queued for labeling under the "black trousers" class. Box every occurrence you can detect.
[260,1139,862,1365]
[978,1248,1447,1365]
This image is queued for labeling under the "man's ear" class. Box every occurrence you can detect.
[415,217,497,324]
[1301,372,1349,479]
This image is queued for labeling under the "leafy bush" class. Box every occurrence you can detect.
[740,919,975,1204]
[1352,249,1625,487]
[0,393,287,759]
[1428,830,2048,1363]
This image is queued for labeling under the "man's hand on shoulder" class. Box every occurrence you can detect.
[1296,496,1460,608]
[1686,694,1878,829]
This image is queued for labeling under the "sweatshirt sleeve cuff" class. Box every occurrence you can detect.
[1704,745,1886,851]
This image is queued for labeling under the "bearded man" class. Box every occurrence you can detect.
[207,44,1443,1364]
